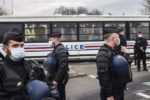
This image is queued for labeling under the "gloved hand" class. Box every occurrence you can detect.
[47,81,59,99]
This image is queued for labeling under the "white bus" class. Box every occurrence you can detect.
[0,15,150,61]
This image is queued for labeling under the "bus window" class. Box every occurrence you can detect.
[25,23,50,42]
[79,23,103,41]
[129,22,149,39]
[104,22,125,28]
[0,23,22,43]
[52,23,77,41]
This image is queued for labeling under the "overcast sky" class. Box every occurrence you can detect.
[0,0,143,16]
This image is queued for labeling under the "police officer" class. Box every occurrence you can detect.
[48,32,69,100]
[134,32,148,72]
[116,27,131,61]
[116,27,133,87]
[96,27,126,100]
[0,32,47,100]
[116,27,127,54]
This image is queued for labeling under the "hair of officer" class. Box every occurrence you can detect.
[104,34,112,40]
[103,27,118,41]
[3,32,24,46]
[104,34,119,44]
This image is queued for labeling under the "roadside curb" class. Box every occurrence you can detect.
[69,69,87,78]
[68,62,150,78]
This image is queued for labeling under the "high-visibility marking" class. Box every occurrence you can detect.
[142,82,150,86]
[136,93,150,98]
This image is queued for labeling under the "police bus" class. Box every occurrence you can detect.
[0,15,150,61]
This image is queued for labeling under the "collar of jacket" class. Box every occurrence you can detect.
[103,44,114,51]
[4,56,24,66]
[54,43,62,49]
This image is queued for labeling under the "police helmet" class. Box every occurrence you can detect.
[25,80,51,100]
[43,55,57,73]
[112,55,128,71]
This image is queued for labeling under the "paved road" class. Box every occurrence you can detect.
[66,62,150,100]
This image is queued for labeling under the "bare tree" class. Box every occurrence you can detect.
[54,6,77,15]
[54,6,103,15]
[76,6,88,15]
[88,9,103,15]
[54,6,67,15]
[141,0,150,15]
[0,7,7,15]
[69,8,77,15]
[108,12,112,15]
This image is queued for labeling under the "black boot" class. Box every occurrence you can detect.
[137,66,140,72]
[143,68,148,71]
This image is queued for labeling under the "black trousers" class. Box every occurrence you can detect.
[137,51,147,70]
[100,87,124,100]
[57,83,66,100]
[57,73,69,100]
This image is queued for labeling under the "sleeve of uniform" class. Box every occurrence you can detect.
[0,65,7,97]
[134,38,139,51]
[120,35,127,46]
[55,46,68,82]
[0,80,7,97]
[143,38,148,50]
[96,50,113,97]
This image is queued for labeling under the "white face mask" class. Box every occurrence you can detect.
[138,34,142,37]
[120,31,124,35]
[48,41,55,47]
[49,41,53,46]
[10,48,25,61]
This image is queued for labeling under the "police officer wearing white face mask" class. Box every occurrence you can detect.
[0,32,49,100]
[46,32,69,100]
[134,32,148,72]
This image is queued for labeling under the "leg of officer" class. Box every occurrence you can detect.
[113,87,124,100]
[57,74,68,100]
[57,83,66,100]
[142,52,147,70]
[137,53,141,71]
[100,88,107,100]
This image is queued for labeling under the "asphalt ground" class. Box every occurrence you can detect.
[66,61,150,100]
